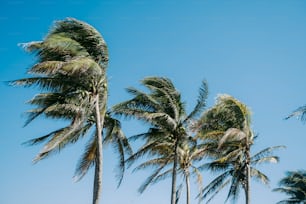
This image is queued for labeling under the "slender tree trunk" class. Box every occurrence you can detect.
[245,136,251,204]
[241,119,251,204]
[92,92,107,204]
[171,140,179,204]
[185,171,191,204]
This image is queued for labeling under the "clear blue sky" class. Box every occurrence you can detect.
[1,0,306,203]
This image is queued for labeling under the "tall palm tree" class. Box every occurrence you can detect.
[273,170,306,204]
[197,94,283,204]
[11,18,131,204]
[197,94,253,203]
[112,77,208,204]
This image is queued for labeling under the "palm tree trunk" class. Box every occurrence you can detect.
[92,93,107,204]
[171,140,179,204]
[244,177,250,204]
[245,137,251,204]
[242,119,251,204]
[185,171,191,204]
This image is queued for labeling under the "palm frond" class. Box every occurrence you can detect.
[18,41,43,52]
[10,77,65,91]
[125,142,159,168]
[29,57,102,81]
[185,80,208,122]
[200,171,231,201]
[191,167,204,197]
[113,102,178,130]
[274,170,306,203]
[133,157,171,172]
[204,180,230,204]
[138,163,168,193]
[150,168,173,186]
[251,145,285,162]
[111,135,126,187]
[276,198,305,204]
[251,156,279,165]
[33,119,84,162]
[142,77,183,120]
[226,175,241,203]
[23,128,65,146]
[175,183,183,204]
[218,128,246,149]
[250,168,269,185]
[142,77,176,92]
[127,132,150,142]
[50,18,109,67]
[24,34,89,62]
[124,87,160,111]
[74,134,97,181]
[273,186,306,196]
[286,105,306,122]
[198,160,231,172]
[29,61,64,75]
[216,94,251,125]
[197,130,224,140]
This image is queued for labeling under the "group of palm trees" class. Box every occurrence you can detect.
[11,18,305,204]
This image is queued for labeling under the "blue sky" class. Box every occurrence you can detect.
[1,0,306,203]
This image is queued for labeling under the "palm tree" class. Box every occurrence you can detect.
[197,94,283,204]
[177,140,207,204]
[273,170,306,204]
[196,94,252,203]
[112,77,208,204]
[128,137,206,204]
[11,18,131,204]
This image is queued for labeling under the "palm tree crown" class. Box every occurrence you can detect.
[197,94,283,204]
[11,18,131,204]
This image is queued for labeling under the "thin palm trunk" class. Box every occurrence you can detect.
[245,136,251,204]
[92,92,107,204]
[185,171,191,204]
[244,179,250,204]
[171,140,179,204]
[242,119,251,204]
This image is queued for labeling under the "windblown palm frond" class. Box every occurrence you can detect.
[286,105,306,123]
[21,34,90,62]
[49,18,109,67]
[274,170,306,204]
[184,80,208,123]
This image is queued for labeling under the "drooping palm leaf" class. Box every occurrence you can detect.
[286,105,306,122]
[184,80,208,122]
[274,170,306,203]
